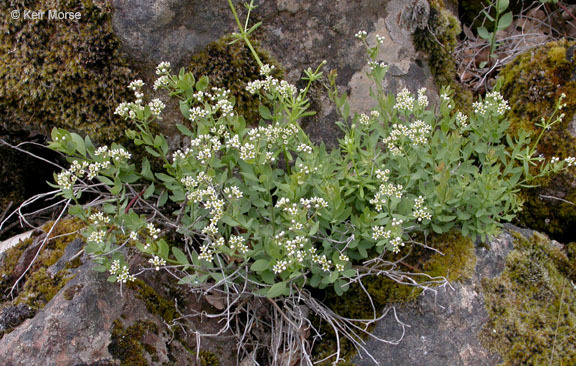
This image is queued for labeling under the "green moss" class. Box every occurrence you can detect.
[313,230,476,364]
[188,35,283,125]
[413,5,472,109]
[481,231,576,365]
[108,319,158,366]
[198,351,220,366]
[0,219,84,309]
[15,267,72,309]
[0,0,134,141]
[499,40,576,242]
[127,279,176,323]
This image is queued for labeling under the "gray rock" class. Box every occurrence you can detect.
[0,259,235,366]
[111,0,437,146]
[353,227,523,366]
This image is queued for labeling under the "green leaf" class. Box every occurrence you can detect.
[309,221,320,236]
[157,239,169,259]
[196,76,209,91]
[70,133,86,157]
[267,282,288,298]
[145,146,161,157]
[497,11,513,30]
[172,247,189,265]
[250,259,270,272]
[140,158,154,180]
[158,190,168,207]
[477,26,491,40]
[258,104,273,120]
[176,123,193,136]
[179,101,190,119]
[497,0,509,13]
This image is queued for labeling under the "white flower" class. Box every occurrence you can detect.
[355,30,367,39]
[394,88,415,112]
[148,256,166,271]
[148,99,165,116]
[376,34,385,44]
[155,61,171,75]
[128,79,144,91]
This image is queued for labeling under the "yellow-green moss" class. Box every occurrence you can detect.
[187,35,283,125]
[127,279,176,323]
[499,40,576,242]
[413,5,472,109]
[481,232,576,365]
[313,230,476,364]
[0,219,84,309]
[108,319,158,366]
[0,0,134,141]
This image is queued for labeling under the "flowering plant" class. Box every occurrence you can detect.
[45,1,574,363]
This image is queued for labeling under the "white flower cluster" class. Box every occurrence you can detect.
[564,157,576,167]
[156,61,171,75]
[89,211,110,225]
[372,226,392,240]
[88,229,106,244]
[357,110,381,125]
[95,146,132,162]
[394,88,415,112]
[55,146,128,191]
[383,120,431,155]
[376,34,385,44]
[417,88,429,108]
[223,186,243,200]
[172,134,222,165]
[246,66,298,100]
[110,259,136,283]
[390,236,404,253]
[186,87,235,121]
[368,60,388,72]
[296,143,313,154]
[412,195,432,222]
[148,255,166,271]
[354,30,367,39]
[473,91,510,116]
[148,99,165,117]
[369,182,403,211]
[147,223,160,239]
[229,235,249,254]
[456,111,468,128]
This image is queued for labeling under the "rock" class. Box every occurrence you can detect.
[0,259,235,365]
[111,0,437,146]
[353,227,525,365]
[499,40,576,242]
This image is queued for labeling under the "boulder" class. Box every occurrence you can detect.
[353,227,519,366]
[111,0,438,146]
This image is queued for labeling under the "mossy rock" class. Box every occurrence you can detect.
[0,0,134,141]
[481,232,576,365]
[499,40,576,242]
[413,4,472,109]
[313,230,476,364]
[187,35,283,125]
[0,0,136,227]
[0,219,84,310]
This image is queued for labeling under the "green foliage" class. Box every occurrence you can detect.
[0,0,134,141]
[499,40,576,242]
[45,27,572,303]
[481,232,576,365]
